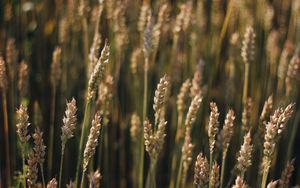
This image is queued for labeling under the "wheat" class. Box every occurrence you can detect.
[27,151,38,188]
[50,47,62,88]
[177,79,191,113]
[242,97,252,133]
[236,132,253,176]
[88,170,101,188]
[194,153,209,187]
[241,26,256,64]
[209,161,220,188]
[221,109,235,153]
[285,52,300,96]
[87,40,110,100]
[83,112,102,171]
[232,176,249,188]
[61,98,78,145]
[33,128,46,165]
[130,113,141,141]
[278,159,295,188]
[47,178,58,188]
[16,104,31,143]
[208,102,220,162]
[153,74,170,123]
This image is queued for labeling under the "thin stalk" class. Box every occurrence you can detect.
[145,160,157,188]
[48,86,56,177]
[210,151,213,170]
[261,169,269,188]
[218,0,233,52]
[80,170,86,188]
[175,158,183,188]
[139,55,149,188]
[286,107,300,161]
[169,113,183,188]
[75,98,93,186]
[2,93,11,186]
[22,152,26,188]
[81,15,89,68]
[40,164,46,188]
[220,152,227,188]
[58,145,65,188]
[243,63,250,104]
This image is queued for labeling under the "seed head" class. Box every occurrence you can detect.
[153,74,170,123]
[27,151,38,188]
[267,181,278,188]
[88,169,101,188]
[16,104,31,143]
[232,176,249,188]
[209,161,220,188]
[130,113,141,141]
[137,1,151,34]
[177,79,191,113]
[144,15,154,57]
[185,94,202,128]
[18,60,29,97]
[87,40,110,100]
[61,98,78,145]
[260,95,273,122]
[83,112,102,171]
[241,26,256,64]
[236,132,253,175]
[181,131,194,175]
[66,181,75,188]
[262,104,294,172]
[208,102,220,155]
[285,53,300,96]
[221,109,235,154]
[279,159,295,188]
[242,97,252,133]
[33,128,46,164]
[194,153,209,187]
[144,119,167,161]
[50,47,62,88]
[47,178,57,188]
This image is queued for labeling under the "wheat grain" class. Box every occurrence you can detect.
[83,112,102,171]
[47,178,58,188]
[194,153,209,187]
[88,169,101,188]
[236,132,253,176]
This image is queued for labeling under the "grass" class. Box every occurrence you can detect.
[0,0,300,187]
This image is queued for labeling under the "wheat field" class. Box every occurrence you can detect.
[0,0,300,187]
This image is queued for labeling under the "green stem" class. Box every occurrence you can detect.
[75,99,93,186]
[139,55,149,188]
[80,170,86,188]
[2,93,11,187]
[210,151,213,171]
[22,152,26,188]
[146,160,157,188]
[175,158,183,188]
[261,169,269,188]
[220,152,227,188]
[40,164,46,188]
[170,113,183,188]
[59,145,65,188]
[243,63,250,104]
[48,86,56,178]
[81,15,89,68]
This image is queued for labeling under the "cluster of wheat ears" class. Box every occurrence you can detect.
[0,0,300,187]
